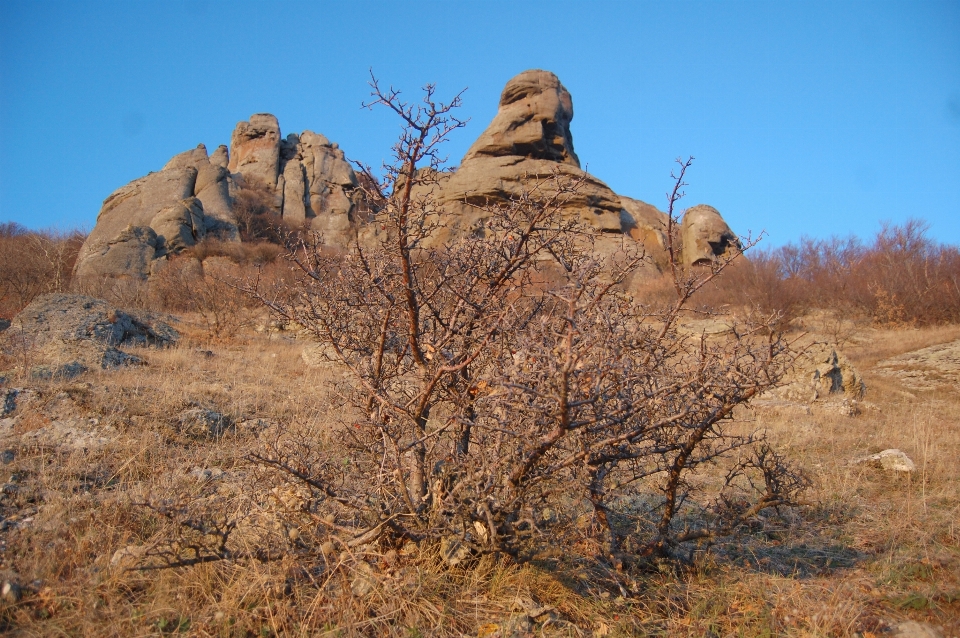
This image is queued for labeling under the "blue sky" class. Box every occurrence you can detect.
[1,0,958,247]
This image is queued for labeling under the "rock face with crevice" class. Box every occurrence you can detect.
[76,122,360,281]
[415,70,628,245]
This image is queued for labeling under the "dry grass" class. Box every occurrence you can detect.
[0,314,957,636]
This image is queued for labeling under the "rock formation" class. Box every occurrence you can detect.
[76,69,738,286]
[2,294,178,379]
[411,70,629,248]
[76,121,360,281]
[75,144,240,282]
[681,204,740,266]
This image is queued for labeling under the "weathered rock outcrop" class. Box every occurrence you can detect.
[773,344,866,403]
[681,204,740,266]
[399,69,736,277]
[77,69,738,286]
[77,124,359,280]
[228,114,281,186]
[75,144,240,282]
[420,70,627,245]
[2,294,178,378]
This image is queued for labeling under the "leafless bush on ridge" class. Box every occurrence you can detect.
[140,76,807,573]
[0,223,86,318]
[692,218,960,327]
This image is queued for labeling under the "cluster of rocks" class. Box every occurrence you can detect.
[74,69,739,285]
[0,293,178,380]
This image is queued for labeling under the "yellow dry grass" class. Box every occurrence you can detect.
[0,315,957,637]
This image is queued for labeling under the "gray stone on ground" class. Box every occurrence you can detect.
[177,407,232,438]
[3,294,178,377]
[855,448,917,473]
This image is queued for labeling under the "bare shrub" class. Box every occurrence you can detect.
[0,223,85,318]
[148,255,277,339]
[231,180,299,245]
[692,220,960,327]
[140,78,806,575]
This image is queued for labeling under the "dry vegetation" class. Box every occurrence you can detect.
[0,311,957,636]
[0,85,958,637]
[0,223,85,320]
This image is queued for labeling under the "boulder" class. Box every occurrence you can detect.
[855,449,917,473]
[770,343,865,403]
[681,204,740,266]
[76,144,240,281]
[228,113,281,187]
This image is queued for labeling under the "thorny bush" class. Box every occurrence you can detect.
[143,77,808,573]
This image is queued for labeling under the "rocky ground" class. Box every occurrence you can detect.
[0,297,957,636]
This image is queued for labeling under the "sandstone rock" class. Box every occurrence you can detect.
[76,72,740,285]
[462,69,579,167]
[620,196,669,254]
[209,144,229,168]
[163,144,239,240]
[76,143,241,280]
[110,544,148,568]
[419,70,628,243]
[299,131,359,246]
[681,204,740,266]
[75,166,198,280]
[229,113,281,187]
[76,225,159,281]
[149,198,205,254]
[280,158,308,224]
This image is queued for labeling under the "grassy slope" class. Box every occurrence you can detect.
[0,315,957,637]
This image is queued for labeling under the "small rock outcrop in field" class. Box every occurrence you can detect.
[3,293,178,378]
[772,343,865,403]
[855,449,917,473]
[874,338,960,391]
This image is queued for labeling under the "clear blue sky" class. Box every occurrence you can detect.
[2,0,958,247]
